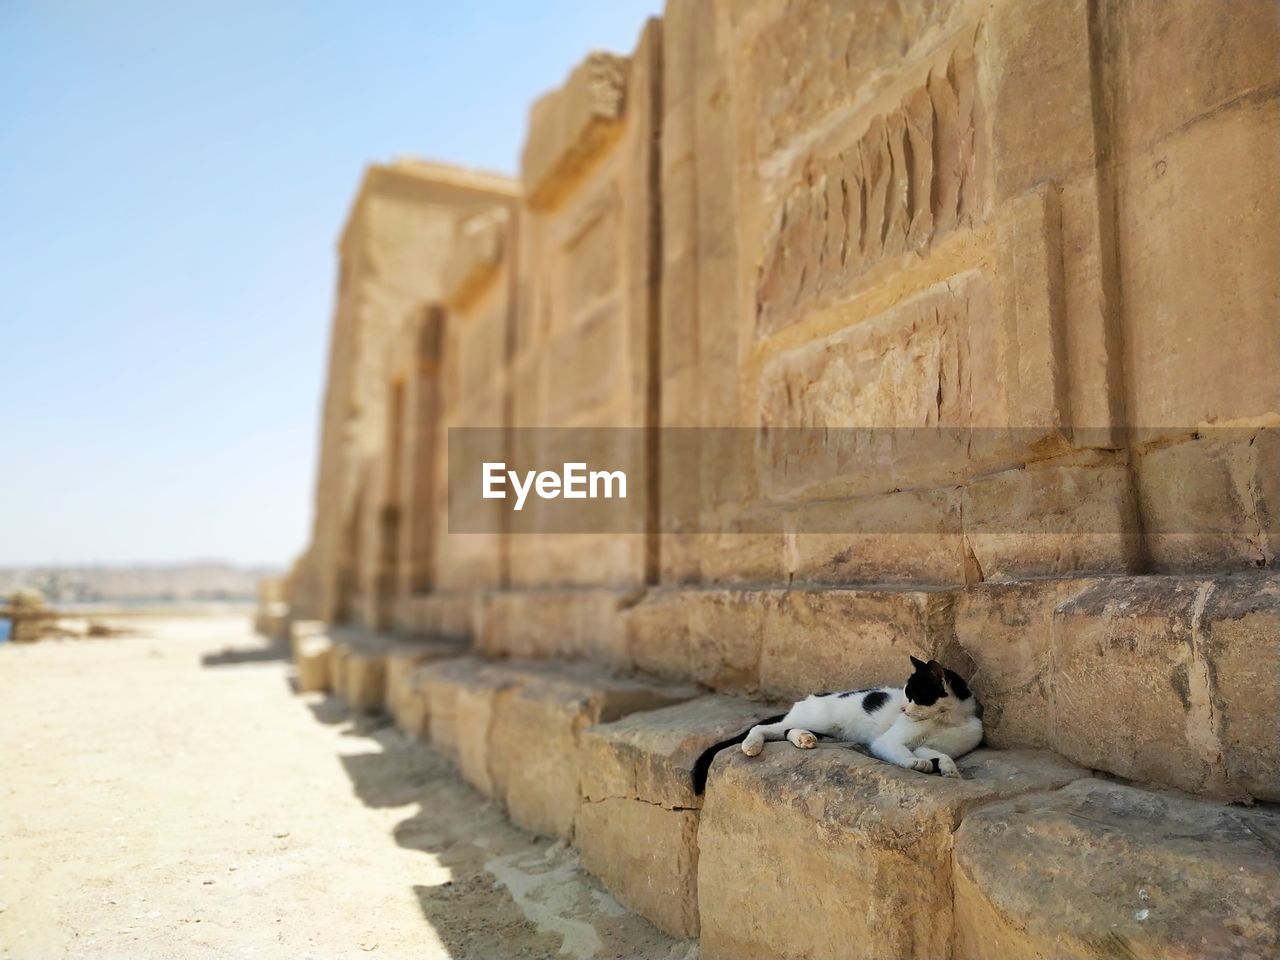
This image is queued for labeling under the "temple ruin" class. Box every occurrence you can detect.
[287,2,1280,956]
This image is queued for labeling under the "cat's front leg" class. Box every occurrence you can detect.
[869,728,933,773]
[912,747,960,778]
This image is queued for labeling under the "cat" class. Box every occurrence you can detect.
[738,656,982,777]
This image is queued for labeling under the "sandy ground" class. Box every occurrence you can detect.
[0,617,692,960]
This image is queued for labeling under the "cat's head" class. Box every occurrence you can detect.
[903,656,972,721]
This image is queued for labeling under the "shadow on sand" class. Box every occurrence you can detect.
[303,697,689,960]
[201,633,289,668]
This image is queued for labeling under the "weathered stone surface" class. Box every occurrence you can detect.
[522,52,629,209]
[698,746,1084,960]
[961,450,1142,580]
[388,664,432,740]
[950,577,1098,748]
[788,489,969,586]
[754,41,986,335]
[953,778,1280,960]
[442,207,510,309]
[1052,574,1280,800]
[684,590,770,696]
[758,274,989,437]
[415,657,506,763]
[622,588,693,681]
[1136,430,1279,573]
[487,662,698,839]
[335,645,386,715]
[576,695,782,937]
[758,587,946,700]
[385,640,462,737]
[477,588,628,664]
[581,694,781,812]
[293,634,332,694]
[576,800,700,939]
[1118,100,1280,434]
[988,0,1095,200]
[1200,576,1280,802]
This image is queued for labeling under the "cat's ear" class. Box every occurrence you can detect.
[927,659,947,683]
[945,668,972,701]
[909,655,928,671]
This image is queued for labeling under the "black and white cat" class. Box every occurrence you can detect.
[740,656,982,777]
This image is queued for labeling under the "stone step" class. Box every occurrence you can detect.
[955,572,1280,803]
[294,634,332,693]
[953,778,1280,960]
[406,657,700,839]
[383,639,466,734]
[697,743,1087,960]
[616,572,1280,804]
[295,644,1280,958]
[290,626,461,716]
[576,694,784,938]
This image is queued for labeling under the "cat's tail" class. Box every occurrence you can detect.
[691,714,785,795]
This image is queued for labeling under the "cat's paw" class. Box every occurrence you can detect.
[788,730,818,749]
[937,757,961,778]
[741,733,764,757]
[907,758,935,773]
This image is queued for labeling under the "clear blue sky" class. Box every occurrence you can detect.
[0,0,662,568]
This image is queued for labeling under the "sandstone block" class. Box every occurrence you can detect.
[336,645,386,715]
[1200,575,1280,802]
[698,746,1084,960]
[389,664,432,740]
[293,633,332,694]
[950,577,1099,748]
[1110,0,1280,153]
[385,640,463,738]
[1052,574,1280,800]
[758,587,947,700]
[576,695,782,937]
[788,489,968,586]
[684,589,771,695]
[488,662,698,839]
[478,588,628,664]
[288,618,326,654]
[1118,101,1280,432]
[961,449,1141,580]
[442,206,510,309]
[953,778,1280,960]
[522,52,629,208]
[622,588,693,681]
[415,657,508,764]
[989,0,1094,199]
[1136,430,1279,573]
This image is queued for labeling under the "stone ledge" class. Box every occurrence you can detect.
[327,634,388,715]
[953,778,1280,960]
[697,744,1085,960]
[1051,572,1280,801]
[443,207,511,309]
[522,52,630,209]
[487,661,700,840]
[577,695,784,938]
[385,640,466,737]
[293,633,332,694]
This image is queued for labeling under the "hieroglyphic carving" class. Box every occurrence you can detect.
[757,47,985,336]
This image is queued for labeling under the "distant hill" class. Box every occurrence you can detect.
[0,563,281,605]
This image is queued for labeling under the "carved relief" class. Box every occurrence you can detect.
[757,47,986,337]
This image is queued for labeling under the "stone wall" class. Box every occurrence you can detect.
[297,160,518,629]
[294,0,1279,806]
